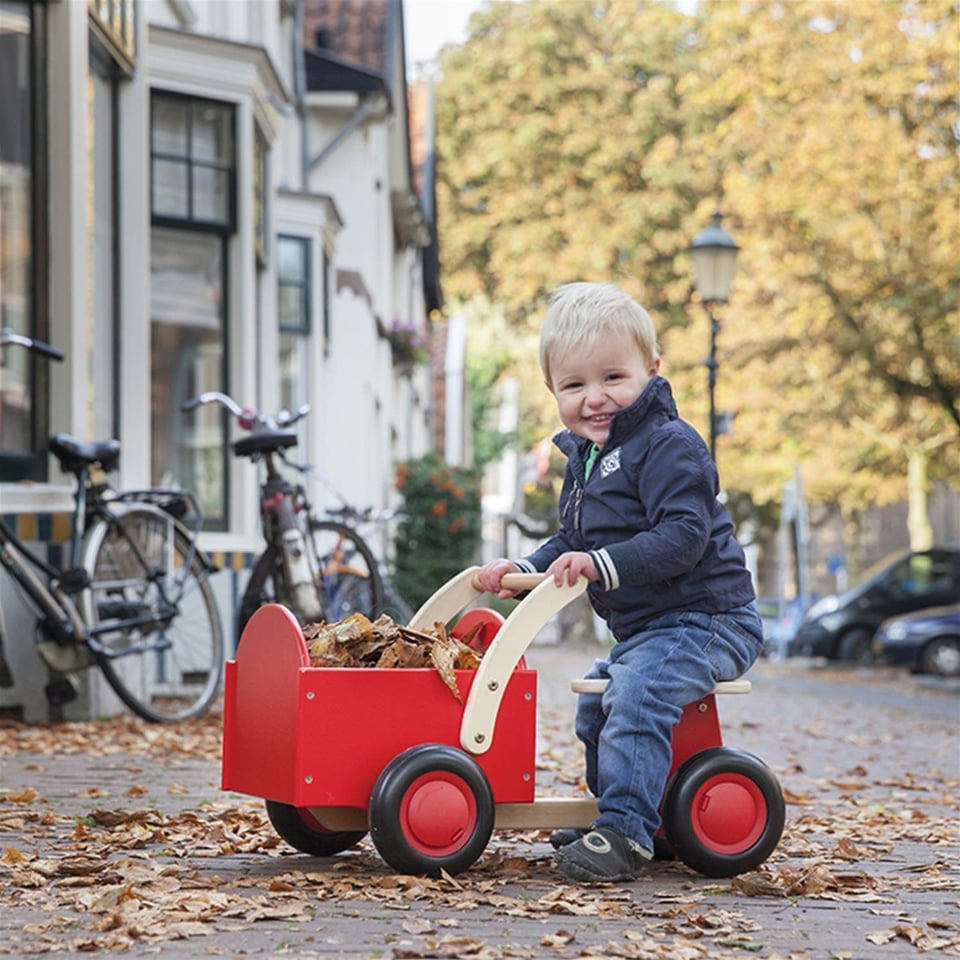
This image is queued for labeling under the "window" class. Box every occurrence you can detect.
[0,0,48,482]
[149,92,235,528]
[277,235,309,422]
[322,247,332,355]
[150,92,234,229]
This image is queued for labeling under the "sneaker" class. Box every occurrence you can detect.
[549,827,585,849]
[554,827,651,882]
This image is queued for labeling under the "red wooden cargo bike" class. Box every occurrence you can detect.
[222,569,784,878]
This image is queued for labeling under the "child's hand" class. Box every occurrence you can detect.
[475,559,521,598]
[546,552,598,587]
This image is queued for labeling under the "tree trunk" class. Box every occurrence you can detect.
[907,450,934,550]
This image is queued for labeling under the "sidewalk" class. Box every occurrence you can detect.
[1,648,957,959]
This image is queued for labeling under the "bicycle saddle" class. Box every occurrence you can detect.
[233,429,298,457]
[48,433,122,474]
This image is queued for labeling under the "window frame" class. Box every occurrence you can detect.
[148,90,236,531]
[276,234,311,334]
[0,0,50,483]
[149,90,237,232]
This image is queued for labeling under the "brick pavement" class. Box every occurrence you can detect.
[0,645,957,959]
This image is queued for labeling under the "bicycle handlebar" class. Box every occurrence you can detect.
[1,328,65,361]
[324,503,401,525]
[180,392,310,431]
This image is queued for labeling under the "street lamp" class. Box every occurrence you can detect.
[689,212,739,461]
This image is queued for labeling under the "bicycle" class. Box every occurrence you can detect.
[0,330,224,722]
[320,502,415,625]
[180,393,391,641]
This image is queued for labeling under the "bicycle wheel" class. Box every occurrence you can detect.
[310,520,385,623]
[79,505,224,722]
[238,521,385,641]
[380,576,415,625]
[238,545,295,642]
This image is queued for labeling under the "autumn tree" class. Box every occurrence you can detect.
[434,0,959,543]
[685,0,959,524]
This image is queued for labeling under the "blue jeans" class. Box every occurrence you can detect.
[574,604,764,852]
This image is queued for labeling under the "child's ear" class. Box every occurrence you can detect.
[649,358,661,376]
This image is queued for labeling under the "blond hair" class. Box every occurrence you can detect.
[540,282,660,386]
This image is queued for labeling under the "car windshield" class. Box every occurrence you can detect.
[856,550,911,588]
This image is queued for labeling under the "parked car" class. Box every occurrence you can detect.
[791,547,960,662]
[873,604,960,678]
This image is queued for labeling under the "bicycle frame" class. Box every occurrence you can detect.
[2,328,224,720]
[0,477,209,663]
[81,493,203,657]
[0,517,89,647]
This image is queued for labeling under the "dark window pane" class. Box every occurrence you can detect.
[151,95,188,155]
[191,165,229,223]
[192,102,232,162]
[153,158,189,217]
[279,286,306,329]
[277,236,306,281]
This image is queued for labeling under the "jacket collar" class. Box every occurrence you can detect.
[553,376,677,459]
[606,376,676,444]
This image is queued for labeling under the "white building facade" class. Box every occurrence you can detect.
[0,0,438,721]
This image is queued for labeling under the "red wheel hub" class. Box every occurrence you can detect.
[399,772,477,856]
[689,773,766,853]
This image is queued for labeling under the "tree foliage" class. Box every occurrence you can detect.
[434,0,959,526]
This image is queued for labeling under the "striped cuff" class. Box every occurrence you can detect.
[589,549,618,591]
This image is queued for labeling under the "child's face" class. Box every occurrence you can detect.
[548,332,660,446]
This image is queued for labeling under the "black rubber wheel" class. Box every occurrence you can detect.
[238,547,291,644]
[380,578,415,625]
[239,523,388,646]
[662,747,784,878]
[81,506,224,722]
[265,800,366,857]
[837,627,874,663]
[920,636,960,677]
[653,832,675,861]
[369,744,495,877]
[308,520,385,622]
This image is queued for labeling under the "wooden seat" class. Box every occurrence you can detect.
[570,678,751,695]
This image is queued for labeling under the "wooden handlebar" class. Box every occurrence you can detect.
[470,572,548,593]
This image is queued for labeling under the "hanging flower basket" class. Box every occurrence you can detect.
[389,319,430,368]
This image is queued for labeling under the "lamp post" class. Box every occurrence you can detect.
[689,212,739,461]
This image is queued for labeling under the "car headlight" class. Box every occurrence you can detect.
[818,612,845,632]
[805,596,840,621]
[882,622,908,642]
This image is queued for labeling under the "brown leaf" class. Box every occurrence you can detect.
[4,787,44,803]
[542,930,576,946]
[89,808,158,827]
[430,638,462,703]
[2,845,29,865]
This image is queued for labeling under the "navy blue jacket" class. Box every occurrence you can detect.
[515,377,755,639]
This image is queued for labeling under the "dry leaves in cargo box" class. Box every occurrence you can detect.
[303,612,484,701]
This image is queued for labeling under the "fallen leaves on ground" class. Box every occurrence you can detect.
[1,661,958,957]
